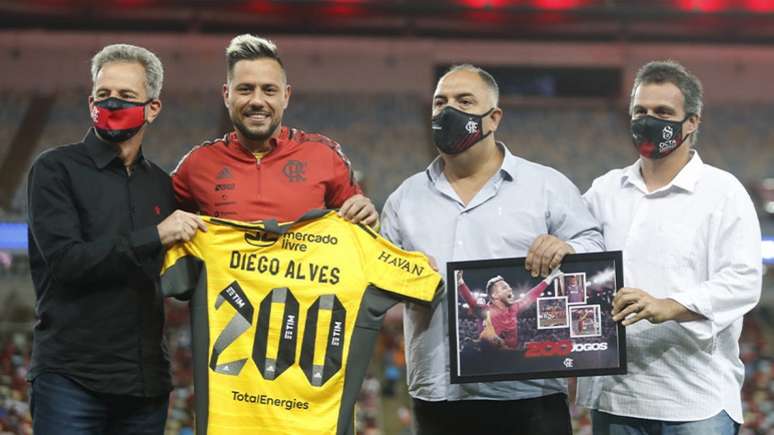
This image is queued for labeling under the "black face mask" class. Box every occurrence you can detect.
[432,106,494,155]
[91,97,151,143]
[631,115,692,160]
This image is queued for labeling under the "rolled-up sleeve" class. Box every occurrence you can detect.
[669,189,762,341]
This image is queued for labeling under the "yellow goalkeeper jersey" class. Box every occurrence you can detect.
[160,210,442,435]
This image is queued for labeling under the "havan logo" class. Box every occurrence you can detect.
[376,251,425,277]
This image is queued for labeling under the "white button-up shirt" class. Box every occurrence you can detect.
[576,151,762,423]
[381,144,604,402]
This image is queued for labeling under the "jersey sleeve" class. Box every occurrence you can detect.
[160,239,204,300]
[171,147,199,213]
[514,279,551,312]
[357,225,442,305]
[458,278,479,309]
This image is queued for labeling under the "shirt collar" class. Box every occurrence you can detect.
[226,126,290,160]
[425,141,517,183]
[83,128,147,170]
[621,150,703,194]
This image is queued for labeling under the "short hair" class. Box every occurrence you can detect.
[630,60,703,142]
[91,44,164,100]
[486,275,505,296]
[441,64,500,107]
[226,34,285,81]
[630,60,703,116]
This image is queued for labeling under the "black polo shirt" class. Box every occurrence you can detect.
[27,129,176,397]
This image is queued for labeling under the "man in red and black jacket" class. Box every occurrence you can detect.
[173,34,377,226]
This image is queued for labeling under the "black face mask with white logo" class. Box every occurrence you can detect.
[432,106,494,155]
[630,115,692,160]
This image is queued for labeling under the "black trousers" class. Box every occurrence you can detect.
[412,393,572,435]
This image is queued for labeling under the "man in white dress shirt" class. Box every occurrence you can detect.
[577,60,762,435]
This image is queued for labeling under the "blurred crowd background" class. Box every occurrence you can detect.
[1,0,774,433]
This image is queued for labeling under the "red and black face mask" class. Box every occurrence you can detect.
[91,97,151,143]
[630,115,692,160]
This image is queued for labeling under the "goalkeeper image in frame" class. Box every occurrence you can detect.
[449,253,626,384]
[457,267,564,351]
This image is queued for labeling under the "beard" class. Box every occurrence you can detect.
[231,111,281,144]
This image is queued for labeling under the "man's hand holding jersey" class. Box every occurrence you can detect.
[338,194,379,228]
[157,210,208,247]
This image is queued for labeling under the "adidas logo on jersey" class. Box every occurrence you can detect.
[217,167,233,179]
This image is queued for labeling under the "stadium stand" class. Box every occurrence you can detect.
[1,90,772,434]
[3,295,774,434]
[0,92,29,166]
[4,92,772,215]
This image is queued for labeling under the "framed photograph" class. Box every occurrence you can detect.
[536,297,569,329]
[570,305,602,338]
[447,251,625,384]
[555,272,587,304]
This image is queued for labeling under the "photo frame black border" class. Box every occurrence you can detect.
[447,251,626,384]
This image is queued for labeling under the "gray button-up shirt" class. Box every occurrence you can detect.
[381,143,604,402]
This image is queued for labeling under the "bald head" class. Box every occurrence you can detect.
[431,64,503,154]
[437,64,499,108]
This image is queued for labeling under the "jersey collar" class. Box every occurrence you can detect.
[225,126,291,162]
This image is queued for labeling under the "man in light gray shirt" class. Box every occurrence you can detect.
[381,64,604,435]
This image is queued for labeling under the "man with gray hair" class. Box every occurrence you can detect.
[173,34,378,225]
[381,63,603,434]
[26,43,205,434]
[577,60,762,434]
